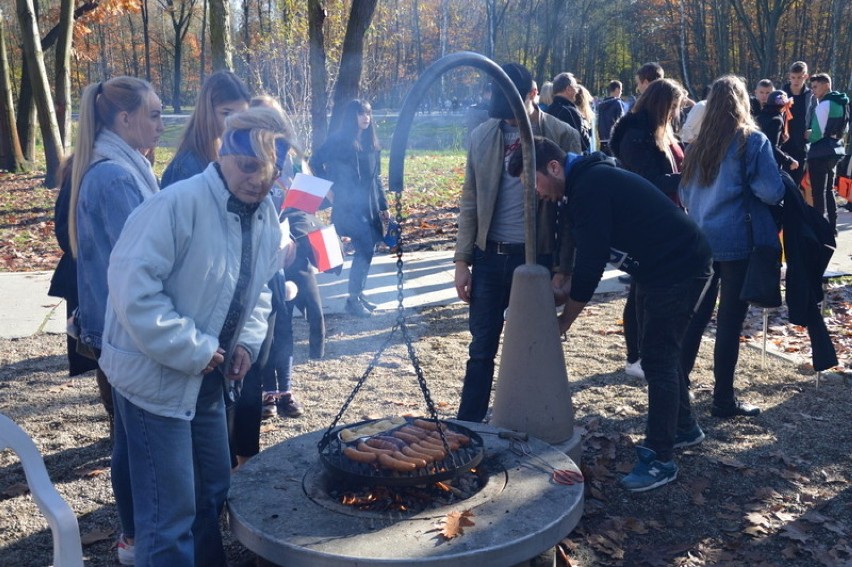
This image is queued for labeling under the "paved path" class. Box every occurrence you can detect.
[1,208,850,340]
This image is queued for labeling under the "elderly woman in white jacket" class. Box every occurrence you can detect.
[100,106,290,566]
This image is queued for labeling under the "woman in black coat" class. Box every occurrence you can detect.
[310,99,388,317]
[609,78,687,380]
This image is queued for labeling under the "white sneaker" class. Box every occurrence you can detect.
[116,534,134,565]
[625,360,645,380]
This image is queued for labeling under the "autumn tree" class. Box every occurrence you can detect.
[16,0,63,185]
[208,0,233,70]
[0,8,26,171]
[328,0,378,132]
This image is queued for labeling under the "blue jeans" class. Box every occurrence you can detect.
[457,247,550,422]
[111,388,134,540]
[113,373,230,566]
[636,271,711,461]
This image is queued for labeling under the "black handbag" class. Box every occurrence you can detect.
[738,148,782,308]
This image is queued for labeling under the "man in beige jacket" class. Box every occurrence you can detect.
[453,62,582,422]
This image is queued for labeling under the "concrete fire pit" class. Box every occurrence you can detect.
[228,421,583,566]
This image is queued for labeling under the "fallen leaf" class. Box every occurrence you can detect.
[438,510,475,540]
[2,482,30,497]
[716,456,747,469]
[746,512,773,528]
[780,523,810,542]
[78,467,109,478]
[259,423,277,433]
[80,528,114,545]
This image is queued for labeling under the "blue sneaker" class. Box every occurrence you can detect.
[621,447,678,492]
[674,423,705,449]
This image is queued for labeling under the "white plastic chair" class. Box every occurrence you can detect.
[0,413,84,567]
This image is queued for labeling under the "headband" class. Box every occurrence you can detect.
[220,128,290,171]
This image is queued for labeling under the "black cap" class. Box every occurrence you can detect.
[489,63,533,119]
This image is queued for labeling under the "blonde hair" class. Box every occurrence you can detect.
[681,75,758,187]
[539,81,554,106]
[630,78,686,153]
[69,76,154,257]
[249,94,305,161]
[222,106,292,180]
[574,84,595,123]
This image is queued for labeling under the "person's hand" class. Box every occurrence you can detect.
[281,239,297,268]
[226,345,252,381]
[551,273,571,307]
[789,159,799,171]
[454,262,472,303]
[203,347,225,375]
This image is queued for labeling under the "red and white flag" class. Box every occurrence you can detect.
[282,173,332,213]
[304,225,344,273]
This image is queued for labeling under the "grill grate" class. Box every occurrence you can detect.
[318,419,485,487]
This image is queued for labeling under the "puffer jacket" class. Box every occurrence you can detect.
[99,164,280,419]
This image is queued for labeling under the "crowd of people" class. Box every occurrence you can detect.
[456,60,845,493]
[45,58,848,563]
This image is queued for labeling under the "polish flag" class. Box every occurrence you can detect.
[305,225,344,272]
[282,173,332,213]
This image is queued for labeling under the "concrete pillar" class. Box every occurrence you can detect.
[490,264,582,463]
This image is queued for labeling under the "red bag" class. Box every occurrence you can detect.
[835,154,852,201]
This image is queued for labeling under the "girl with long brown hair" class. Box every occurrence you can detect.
[679,75,784,418]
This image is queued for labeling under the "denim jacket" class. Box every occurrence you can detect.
[161,150,208,188]
[76,161,148,350]
[679,131,784,261]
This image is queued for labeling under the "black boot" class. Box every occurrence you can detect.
[345,297,371,317]
[711,399,761,418]
[358,294,377,311]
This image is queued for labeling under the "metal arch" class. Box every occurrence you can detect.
[388,51,538,265]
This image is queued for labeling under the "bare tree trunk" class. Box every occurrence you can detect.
[141,0,151,81]
[16,0,63,186]
[329,0,378,130]
[54,0,73,149]
[199,0,207,82]
[308,0,327,150]
[0,9,27,172]
[209,0,233,70]
[15,64,35,161]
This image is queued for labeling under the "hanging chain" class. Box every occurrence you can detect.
[318,188,450,453]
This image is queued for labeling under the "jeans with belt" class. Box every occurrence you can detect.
[636,270,711,461]
[457,243,550,422]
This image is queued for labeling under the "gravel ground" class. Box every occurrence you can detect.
[1,292,850,566]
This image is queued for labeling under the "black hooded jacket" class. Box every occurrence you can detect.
[564,153,712,303]
[609,111,681,199]
[546,95,591,152]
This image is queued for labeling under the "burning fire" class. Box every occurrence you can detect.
[335,467,483,513]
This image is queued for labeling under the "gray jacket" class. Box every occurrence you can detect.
[100,164,280,419]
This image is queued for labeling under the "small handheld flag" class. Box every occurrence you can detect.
[303,225,344,273]
[283,173,332,213]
